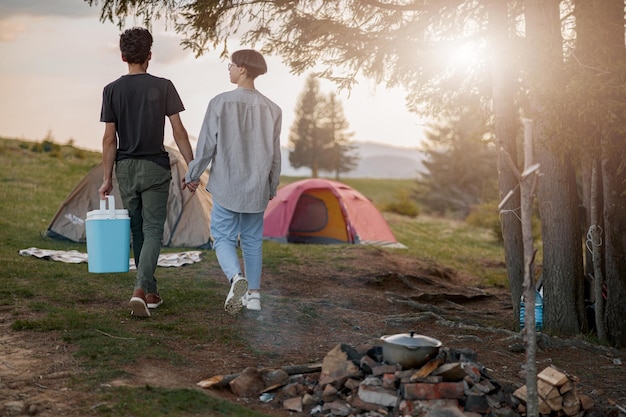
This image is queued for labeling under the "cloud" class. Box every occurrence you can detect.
[150,26,192,65]
[0,18,24,41]
[0,1,190,65]
[0,0,225,65]
[0,0,97,19]
[0,0,100,43]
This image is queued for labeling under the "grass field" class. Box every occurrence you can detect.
[0,137,508,416]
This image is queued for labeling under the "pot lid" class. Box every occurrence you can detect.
[381,331,442,348]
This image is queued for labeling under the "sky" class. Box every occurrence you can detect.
[0,0,426,153]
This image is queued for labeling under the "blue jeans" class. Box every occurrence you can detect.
[115,159,171,294]
[210,200,264,290]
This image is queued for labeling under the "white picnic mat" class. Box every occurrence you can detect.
[18,247,202,269]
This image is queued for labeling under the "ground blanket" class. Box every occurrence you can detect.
[18,247,202,269]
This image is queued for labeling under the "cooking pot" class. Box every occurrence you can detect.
[380,332,442,369]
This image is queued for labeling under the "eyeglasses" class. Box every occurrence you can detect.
[228,62,237,70]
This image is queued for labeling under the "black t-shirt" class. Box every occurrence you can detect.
[100,73,185,169]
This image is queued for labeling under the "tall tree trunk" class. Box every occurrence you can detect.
[572,0,607,341]
[525,0,584,335]
[589,161,607,342]
[580,160,593,280]
[599,0,626,346]
[574,0,626,347]
[602,135,626,347]
[488,0,525,326]
[599,0,626,349]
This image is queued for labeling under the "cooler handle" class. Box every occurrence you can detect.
[99,195,116,218]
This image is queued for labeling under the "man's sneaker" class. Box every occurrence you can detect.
[243,292,261,311]
[224,274,248,315]
[129,288,150,318]
[146,293,163,309]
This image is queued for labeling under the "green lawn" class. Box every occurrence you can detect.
[0,136,508,416]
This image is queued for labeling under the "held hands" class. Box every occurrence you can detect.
[181,178,200,193]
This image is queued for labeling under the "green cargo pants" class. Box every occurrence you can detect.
[115,159,171,294]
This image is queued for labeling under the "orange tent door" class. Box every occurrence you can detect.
[288,189,349,244]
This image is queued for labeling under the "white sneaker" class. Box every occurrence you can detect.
[224,274,248,315]
[243,292,261,311]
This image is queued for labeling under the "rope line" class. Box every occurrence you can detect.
[586,224,603,255]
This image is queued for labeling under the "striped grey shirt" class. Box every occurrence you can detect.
[185,87,282,213]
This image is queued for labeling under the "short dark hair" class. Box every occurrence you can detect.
[119,27,153,64]
[231,49,268,79]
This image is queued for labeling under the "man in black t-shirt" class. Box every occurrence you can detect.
[99,27,194,318]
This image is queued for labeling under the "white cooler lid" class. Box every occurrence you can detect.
[86,209,129,220]
[86,195,129,220]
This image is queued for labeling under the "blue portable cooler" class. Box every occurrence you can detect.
[85,195,130,273]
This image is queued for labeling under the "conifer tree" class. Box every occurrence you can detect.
[319,93,358,180]
[419,107,498,218]
[289,75,358,178]
[288,75,330,178]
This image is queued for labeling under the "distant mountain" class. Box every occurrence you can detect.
[280,141,425,179]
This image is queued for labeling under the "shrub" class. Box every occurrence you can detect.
[42,140,55,152]
[383,190,420,218]
[466,202,503,241]
[30,142,44,153]
[466,201,542,242]
[31,139,62,154]
[72,147,87,159]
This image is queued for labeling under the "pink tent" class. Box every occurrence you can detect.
[263,178,404,247]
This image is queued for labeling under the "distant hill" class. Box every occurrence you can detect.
[280,141,425,179]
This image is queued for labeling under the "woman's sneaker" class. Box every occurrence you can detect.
[243,292,261,311]
[224,274,248,315]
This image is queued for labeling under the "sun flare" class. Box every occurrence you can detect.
[446,40,483,70]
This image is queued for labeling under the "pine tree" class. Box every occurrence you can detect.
[288,75,330,178]
[319,93,358,180]
[419,107,498,218]
[289,75,358,178]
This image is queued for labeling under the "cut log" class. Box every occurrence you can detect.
[545,394,563,412]
[559,379,573,395]
[197,375,224,388]
[538,398,552,415]
[197,363,322,389]
[562,391,581,416]
[578,393,594,410]
[537,379,560,400]
[431,362,466,381]
[537,366,568,387]
[513,385,527,403]
[410,357,445,381]
[277,363,323,375]
[261,382,286,393]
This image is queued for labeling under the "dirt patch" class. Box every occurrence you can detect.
[2,247,625,416]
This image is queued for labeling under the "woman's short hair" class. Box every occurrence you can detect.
[120,27,153,64]
[231,49,268,79]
